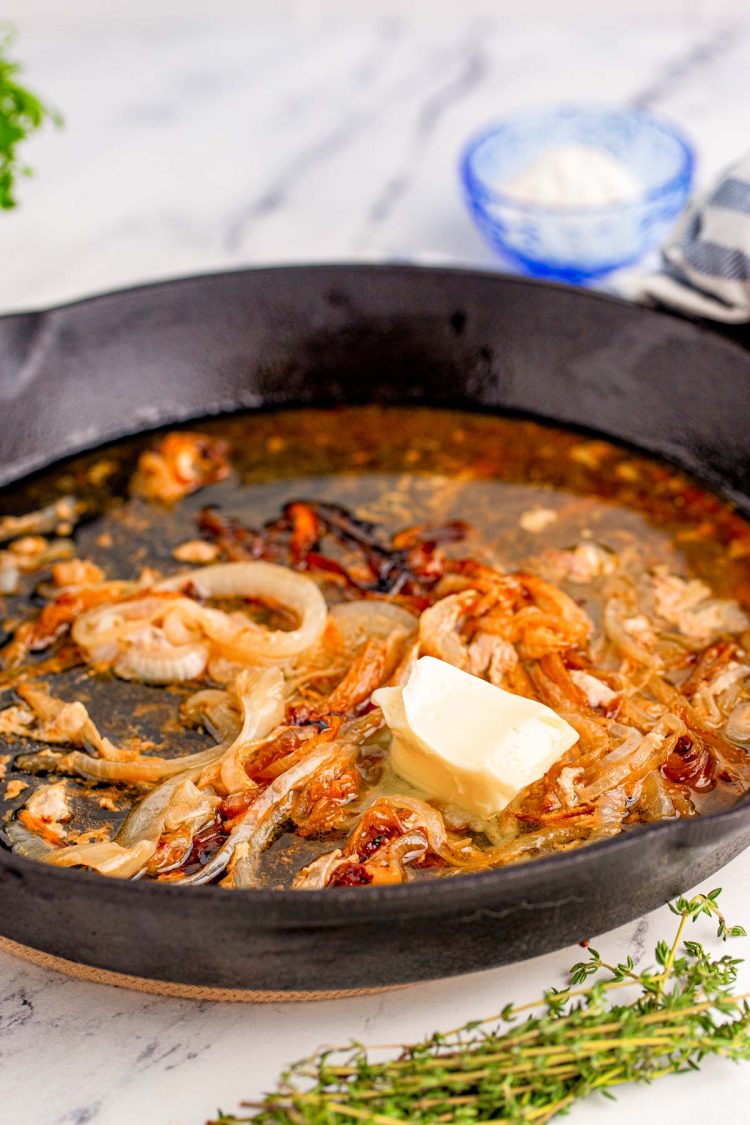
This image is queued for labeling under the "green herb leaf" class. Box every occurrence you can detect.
[211,892,750,1124]
[0,29,60,209]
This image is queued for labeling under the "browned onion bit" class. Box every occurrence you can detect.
[197,499,470,598]
[330,862,372,886]
[197,508,266,561]
[662,733,717,792]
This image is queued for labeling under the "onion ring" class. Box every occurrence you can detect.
[159,561,328,662]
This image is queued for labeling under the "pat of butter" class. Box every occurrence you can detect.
[373,656,579,818]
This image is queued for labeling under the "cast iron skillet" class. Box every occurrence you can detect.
[1,264,750,996]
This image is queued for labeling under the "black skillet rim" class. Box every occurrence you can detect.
[2,263,749,509]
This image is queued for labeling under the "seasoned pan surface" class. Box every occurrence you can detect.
[1,265,749,995]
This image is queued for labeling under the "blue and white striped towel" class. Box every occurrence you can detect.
[635,152,750,323]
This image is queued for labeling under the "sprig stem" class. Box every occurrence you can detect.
[209,891,750,1125]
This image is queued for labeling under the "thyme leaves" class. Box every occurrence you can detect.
[211,891,750,1124]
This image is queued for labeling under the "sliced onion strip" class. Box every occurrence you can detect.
[170,738,355,886]
[67,742,227,784]
[42,839,155,878]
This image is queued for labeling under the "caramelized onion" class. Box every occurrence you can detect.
[4,819,54,861]
[588,787,628,841]
[726,701,750,746]
[182,688,240,742]
[159,561,328,661]
[6,480,750,890]
[68,742,226,784]
[292,848,347,890]
[169,738,356,886]
[72,595,165,665]
[114,638,209,684]
[603,599,659,667]
[72,562,327,684]
[216,667,286,793]
[330,601,418,648]
[579,719,678,802]
[117,753,228,847]
[42,839,155,878]
[637,769,677,821]
[661,734,716,792]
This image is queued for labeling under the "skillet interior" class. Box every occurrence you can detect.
[1,264,750,994]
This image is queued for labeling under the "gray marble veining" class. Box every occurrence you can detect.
[1,16,750,313]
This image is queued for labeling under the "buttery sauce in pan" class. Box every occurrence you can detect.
[1,407,749,890]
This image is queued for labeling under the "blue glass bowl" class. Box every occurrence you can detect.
[459,105,695,283]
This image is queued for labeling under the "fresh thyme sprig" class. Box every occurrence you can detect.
[0,29,60,209]
[209,889,750,1124]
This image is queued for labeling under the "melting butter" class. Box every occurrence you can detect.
[373,656,579,818]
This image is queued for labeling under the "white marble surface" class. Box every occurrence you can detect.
[2,9,750,1125]
[2,11,750,313]
[3,863,750,1125]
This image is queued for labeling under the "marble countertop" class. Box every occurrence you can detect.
[2,9,750,1125]
[4,862,750,1125]
[3,10,750,313]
